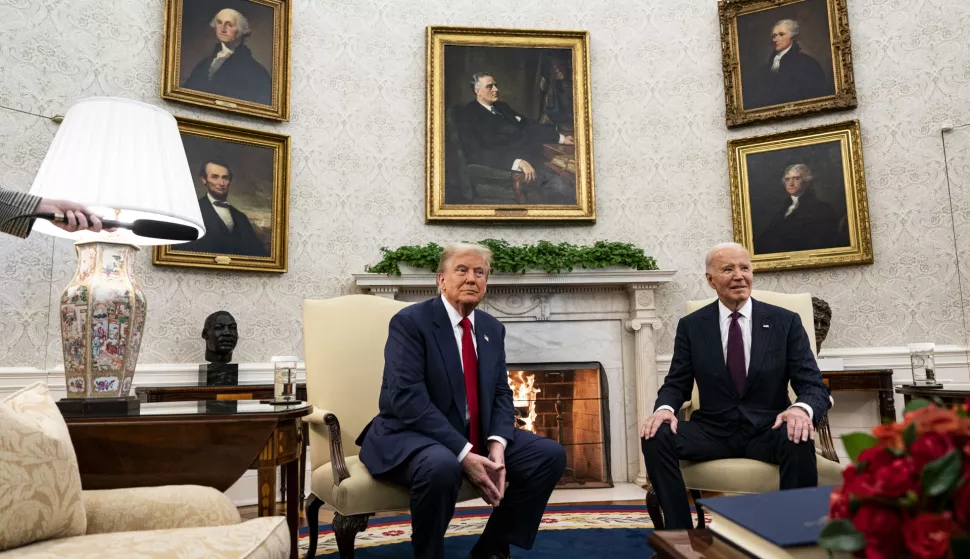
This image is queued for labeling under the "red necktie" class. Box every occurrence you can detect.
[459,317,481,454]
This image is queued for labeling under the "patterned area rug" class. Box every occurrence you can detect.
[298,505,709,557]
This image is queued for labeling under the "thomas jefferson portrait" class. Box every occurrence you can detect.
[748,142,850,256]
[176,133,273,258]
[736,0,836,110]
[177,0,274,105]
[444,46,578,206]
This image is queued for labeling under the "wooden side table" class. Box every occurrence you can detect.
[896,385,970,406]
[63,401,310,559]
[822,369,896,423]
[135,382,310,512]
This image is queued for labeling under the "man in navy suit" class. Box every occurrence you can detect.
[641,242,829,530]
[356,243,566,559]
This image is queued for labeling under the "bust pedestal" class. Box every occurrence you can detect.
[199,363,239,386]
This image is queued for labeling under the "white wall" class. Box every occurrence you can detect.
[0,0,968,370]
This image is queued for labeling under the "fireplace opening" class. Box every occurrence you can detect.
[506,362,612,489]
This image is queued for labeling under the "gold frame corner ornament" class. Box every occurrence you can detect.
[718,0,857,128]
[728,119,872,272]
[425,26,595,222]
[152,117,290,273]
[160,0,292,121]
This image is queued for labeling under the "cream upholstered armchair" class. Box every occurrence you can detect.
[644,290,843,530]
[302,295,481,559]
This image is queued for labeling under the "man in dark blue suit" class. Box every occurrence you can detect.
[356,243,566,559]
[641,242,830,530]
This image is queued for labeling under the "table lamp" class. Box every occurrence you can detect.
[29,97,205,415]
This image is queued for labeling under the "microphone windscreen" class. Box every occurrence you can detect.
[129,219,200,242]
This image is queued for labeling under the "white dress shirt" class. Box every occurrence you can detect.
[771,45,793,72]
[440,295,508,462]
[784,194,800,218]
[657,297,815,420]
[209,42,235,78]
[477,101,566,172]
[207,193,234,231]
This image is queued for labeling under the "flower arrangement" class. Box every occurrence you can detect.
[819,398,970,558]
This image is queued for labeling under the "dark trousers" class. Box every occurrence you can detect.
[641,419,818,530]
[382,429,566,559]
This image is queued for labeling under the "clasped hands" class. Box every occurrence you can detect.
[639,406,814,442]
[461,440,506,507]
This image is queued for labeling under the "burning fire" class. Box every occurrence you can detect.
[507,370,540,433]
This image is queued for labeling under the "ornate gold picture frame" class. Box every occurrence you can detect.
[161,0,291,121]
[153,117,290,273]
[729,120,872,272]
[719,0,857,127]
[426,26,595,222]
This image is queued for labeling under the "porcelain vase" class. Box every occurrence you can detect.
[60,241,147,398]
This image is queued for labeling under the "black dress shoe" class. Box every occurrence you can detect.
[468,551,510,559]
[468,540,510,559]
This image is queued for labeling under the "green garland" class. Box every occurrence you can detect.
[364,239,658,275]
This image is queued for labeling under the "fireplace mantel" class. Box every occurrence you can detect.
[352,269,677,487]
[353,269,676,291]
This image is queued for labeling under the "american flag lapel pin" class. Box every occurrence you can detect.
[484,334,490,342]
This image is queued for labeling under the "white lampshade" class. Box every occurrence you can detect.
[29,97,204,245]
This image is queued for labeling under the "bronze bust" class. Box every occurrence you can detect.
[812,296,832,353]
[202,311,239,364]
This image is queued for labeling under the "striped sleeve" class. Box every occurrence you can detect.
[0,189,42,238]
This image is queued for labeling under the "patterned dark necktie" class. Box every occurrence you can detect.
[726,311,746,395]
[459,317,481,454]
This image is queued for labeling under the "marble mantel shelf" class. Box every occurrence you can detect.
[353,268,677,487]
[352,269,677,291]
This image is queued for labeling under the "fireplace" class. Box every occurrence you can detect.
[507,362,612,489]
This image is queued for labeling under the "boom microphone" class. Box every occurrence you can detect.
[33,212,199,242]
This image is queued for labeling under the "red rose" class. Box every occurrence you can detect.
[955,482,970,530]
[843,467,879,500]
[864,546,897,559]
[871,458,919,499]
[829,487,850,519]
[910,433,954,469]
[903,512,958,559]
[857,445,894,472]
[852,505,903,557]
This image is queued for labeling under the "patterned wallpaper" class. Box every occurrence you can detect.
[0,0,969,368]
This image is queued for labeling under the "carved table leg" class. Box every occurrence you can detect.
[256,427,279,519]
[300,422,308,512]
[285,459,299,559]
[879,374,897,423]
[280,464,287,505]
[257,462,278,518]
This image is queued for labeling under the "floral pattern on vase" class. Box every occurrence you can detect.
[60,242,147,398]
